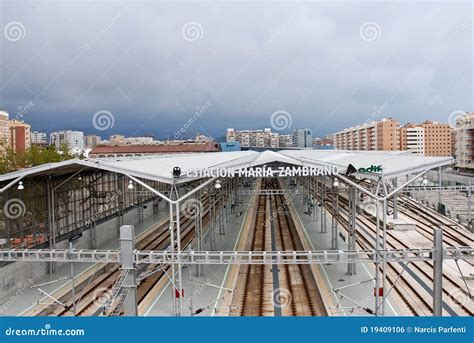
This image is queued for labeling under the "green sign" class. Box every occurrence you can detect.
[358,165,382,173]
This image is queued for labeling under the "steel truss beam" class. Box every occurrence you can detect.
[401,185,474,192]
[0,247,471,264]
[239,189,297,195]
[0,249,120,263]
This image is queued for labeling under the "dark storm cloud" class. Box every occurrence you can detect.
[0,1,472,139]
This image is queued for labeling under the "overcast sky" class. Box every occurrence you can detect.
[0,1,472,140]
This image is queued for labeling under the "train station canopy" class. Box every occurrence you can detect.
[0,150,453,186]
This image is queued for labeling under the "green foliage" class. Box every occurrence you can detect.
[0,145,75,174]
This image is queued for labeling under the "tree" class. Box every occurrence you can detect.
[0,145,75,174]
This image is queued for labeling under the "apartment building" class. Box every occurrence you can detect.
[334,118,452,157]
[454,112,474,171]
[31,131,48,145]
[226,128,279,148]
[0,111,10,154]
[84,134,102,149]
[421,121,452,156]
[279,134,293,147]
[333,118,400,151]
[313,137,334,149]
[400,121,452,156]
[50,130,84,151]
[9,120,31,153]
[400,124,425,155]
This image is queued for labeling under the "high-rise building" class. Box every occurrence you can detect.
[333,118,400,151]
[292,129,313,148]
[226,128,280,148]
[400,121,452,156]
[84,134,102,149]
[0,110,10,154]
[454,112,474,171]
[31,131,48,145]
[9,120,31,153]
[50,130,84,151]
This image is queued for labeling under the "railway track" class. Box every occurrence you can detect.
[311,178,473,316]
[235,178,327,316]
[26,189,228,316]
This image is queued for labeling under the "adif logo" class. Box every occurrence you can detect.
[358,165,382,173]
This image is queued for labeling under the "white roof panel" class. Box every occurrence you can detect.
[279,150,453,179]
[0,149,454,185]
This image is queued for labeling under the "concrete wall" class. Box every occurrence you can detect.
[0,200,155,301]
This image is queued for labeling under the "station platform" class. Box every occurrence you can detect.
[143,193,253,316]
[287,191,404,316]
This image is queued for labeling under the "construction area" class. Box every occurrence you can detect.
[0,150,472,317]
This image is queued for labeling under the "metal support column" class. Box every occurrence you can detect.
[433,227,443,316]
[347,186,357,275]
[175,201,184,316]
[468,180,472,232]
[195,191,203,277]
[437,167,443,214]
[321,176,327,233]
[381,198,387,315]
[119,225,138,316]
[46,177,54,274]
[393,178,398,219]
[169,190,177,316]
[374,199,381,316]
[117,175,124,228]
[210,191,216,250]
[331,183,339,250]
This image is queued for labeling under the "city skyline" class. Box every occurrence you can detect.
[0,2,472,139]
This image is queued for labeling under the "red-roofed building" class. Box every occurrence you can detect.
[88,141,221,158]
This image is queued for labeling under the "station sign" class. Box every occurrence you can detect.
[185,165,341,178]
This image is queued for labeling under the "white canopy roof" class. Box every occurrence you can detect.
[0,150,453,185]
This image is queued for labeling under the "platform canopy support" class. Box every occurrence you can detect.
[120,225,138,316]
[433,227,443,316]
